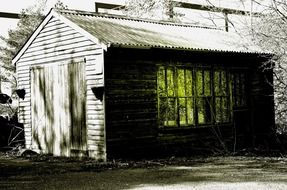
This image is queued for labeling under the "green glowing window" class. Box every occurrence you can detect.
[157,66,243,127]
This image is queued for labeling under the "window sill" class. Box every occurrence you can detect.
[158,123,232,133]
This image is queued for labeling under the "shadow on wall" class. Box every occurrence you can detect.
[31,60,87,157]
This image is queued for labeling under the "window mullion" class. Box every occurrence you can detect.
[221,71,224,122]
[226,71,231,122]
[211,68,215,124]
[164,66,168,125]
[184,69,188,125]
[194,69,198,126]
[174,66,180,127]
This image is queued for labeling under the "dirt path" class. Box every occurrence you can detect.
[1,156,287,190]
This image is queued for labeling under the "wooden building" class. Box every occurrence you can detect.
[13,9,274,160]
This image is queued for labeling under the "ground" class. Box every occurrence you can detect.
[1,153,287,190]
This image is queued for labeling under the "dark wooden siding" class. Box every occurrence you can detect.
[104,48,274,158]
[250,65,275,142]
[105,52,158,141]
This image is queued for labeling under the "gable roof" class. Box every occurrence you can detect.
[13,8,265,64]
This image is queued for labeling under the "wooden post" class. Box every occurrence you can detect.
[224,12,229,32]
[168,0,174,19]
[0,66,2,94]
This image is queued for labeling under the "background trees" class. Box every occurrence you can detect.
[0,0,68,94]
[0,2,45,94]
[250,0,287,133]
[124,0,181,21]
[0,2,45,118]
[0,0,68,119]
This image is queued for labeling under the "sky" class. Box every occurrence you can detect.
[0,0,126,37]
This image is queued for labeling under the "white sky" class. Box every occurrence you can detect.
[0,0,126,37]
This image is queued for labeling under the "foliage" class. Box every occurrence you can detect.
[249,0,287,133]
[54,0,68,10]
[0,4,45,66]
[124,0,182,21]
[0,3,45,92]
[0,0,67,119]
[0,1,68,91]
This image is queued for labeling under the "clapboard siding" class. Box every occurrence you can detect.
[18,48,99,65]
[26,37,89,53]
[15,16,105,160]
[30,29,78,45]
[84,52,106,160]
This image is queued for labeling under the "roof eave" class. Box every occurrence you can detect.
[12,8,108,65]
[109,43,270,55]
[53,10,108,50]
[12,9,54,65]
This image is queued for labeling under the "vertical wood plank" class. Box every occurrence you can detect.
[31,67,46,152]
[69,60,87,152]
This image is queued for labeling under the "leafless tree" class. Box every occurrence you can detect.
[249,0,287,133]
[124,0,182,21]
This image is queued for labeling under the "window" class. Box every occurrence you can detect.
[196,69,212,124]
[214,70,231,123]
[157,65,245,128]
[158,67,194,126]
[232,73,247,108]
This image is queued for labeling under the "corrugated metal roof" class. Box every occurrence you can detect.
[43,10,265,55]
[57,9,265,54]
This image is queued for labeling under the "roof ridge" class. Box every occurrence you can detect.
[54,8,221,30]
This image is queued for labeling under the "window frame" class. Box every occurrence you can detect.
[231,71,248,109]
[213,69,233,124]
[157,64,243,128]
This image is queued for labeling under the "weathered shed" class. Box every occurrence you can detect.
[13,9,274,160]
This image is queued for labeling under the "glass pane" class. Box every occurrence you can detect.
[232,72,247,107]
[204,70,211,95]
[196,70,203,96]
[235,74,241,96]
[242,96,247,106]
[197,99,205,124]
[232,73,239,107]
[232,74,236,95]
[158,67,166,97]
[241,73,245,90]
[214,71,220,95]
[187,98,194,125]
[159,97,168,125]
[215,97,222,123]
[222,97,229,122]
[179,98,187,125]
[177,69,185,97]
[241,73,246,104]
[197,97,212,124]
[186,69,193,96]
[167,68,175,97]
[222,71,227,95]
[236,96,241,107]
[167,98,176,126]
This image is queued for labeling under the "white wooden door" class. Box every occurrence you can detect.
[31,61,86,156]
